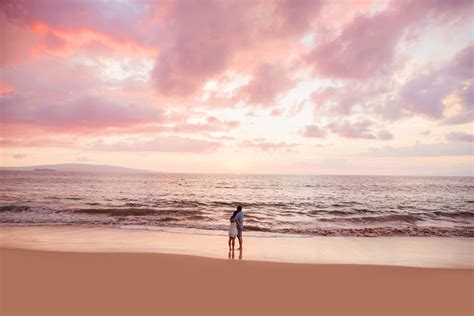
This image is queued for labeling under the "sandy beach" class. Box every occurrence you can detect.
[1,226,473,316]
[1,247,472,316]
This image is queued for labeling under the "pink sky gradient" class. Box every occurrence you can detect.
[1,0,473,175]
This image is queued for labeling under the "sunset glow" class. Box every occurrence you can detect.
[1,0,473,175]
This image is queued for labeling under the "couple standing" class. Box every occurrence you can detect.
[228,205,244,250]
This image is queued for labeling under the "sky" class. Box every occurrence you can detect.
[0,0,473,175]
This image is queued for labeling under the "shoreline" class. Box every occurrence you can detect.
[1,226,472,268]
[1,247,472,316]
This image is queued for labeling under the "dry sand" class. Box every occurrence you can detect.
[1,247,472,316]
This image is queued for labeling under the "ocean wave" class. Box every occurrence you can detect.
[433,211,474,219]
[243,225,268,232]
[74,208,157,216]
[302,226,474,237]
[197,224,473,237]
[123,202,147,207]
[320,214,423,224]
[0,205,31,212]
[326,210,354,216]
[1,220,472,237]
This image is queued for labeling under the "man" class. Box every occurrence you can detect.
[235,205,244,250]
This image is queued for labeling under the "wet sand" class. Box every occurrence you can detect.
[1,247,472,316]
[1,226,472,267]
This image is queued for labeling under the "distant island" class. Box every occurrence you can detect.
[0,163,157,174]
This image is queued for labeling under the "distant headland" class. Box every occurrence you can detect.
[0,163,157,174]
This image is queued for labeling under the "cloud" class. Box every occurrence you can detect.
[308,7,404,79]
[288,101,305,117]
[240,139,299,151]
[304,121,394,140]
[303,124,326,138]
[11,153,27,159]
[311,43,473,124]
[368,142,473,157]
[270,108,283,117]
[0,0,152,45]
[377,130,394,140]
[311,83,386,116]
[1,94,163,132]
[0,136,77,148]
[173,117,239,133]
[89,137,221,153]
[445,132,474,143]
[307,0,472,80]
[327,120,376,139]
[381,44,473,122]
[0,10,40,66]
[237,63,293,106]
[152,1,321,97]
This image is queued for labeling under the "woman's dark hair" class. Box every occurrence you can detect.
[230,205,243,219]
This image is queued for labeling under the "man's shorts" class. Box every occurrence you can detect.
[237,226,243,237]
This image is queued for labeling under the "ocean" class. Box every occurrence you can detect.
[0,171,472,237]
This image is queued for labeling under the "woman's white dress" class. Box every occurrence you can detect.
[229,221,238,237]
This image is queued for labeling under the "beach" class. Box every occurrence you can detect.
[1,227,473,316]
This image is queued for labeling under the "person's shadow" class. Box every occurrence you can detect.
[228,249,243,260]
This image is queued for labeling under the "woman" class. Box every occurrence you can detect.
[228,208,240,250]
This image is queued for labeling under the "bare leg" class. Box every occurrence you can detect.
[237,236,243,250]
[228,237,232,250]
[231,237,235,250]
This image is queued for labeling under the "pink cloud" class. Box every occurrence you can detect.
[303,124,326,138]
[368,142,473,157]
[173,117,239,133]
[12,153,27,159]
[308,8,404,79]
[90,136,221,153]
[0,10,40,66]
[307,0,472,79]
[0,84,14,96]
[445,132,474,143]
[288,101,306,117]
[377,130,394,141]
[276,0,323,36]
[240,139,299,152]
[381,44,473,122]
[152,1,258,96]
[1,0,153,45]
[0,136,77,148]
[237,63,293,107]
[42,32,67,51]
[304,120,393,140]
[1,0,472,163]
[152,1,321,97]
[327,120,376,140]
[270,109,283,117]
[1,94,163,132]
[312,83,385,116]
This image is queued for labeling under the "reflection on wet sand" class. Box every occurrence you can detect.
[228,249,243,260]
